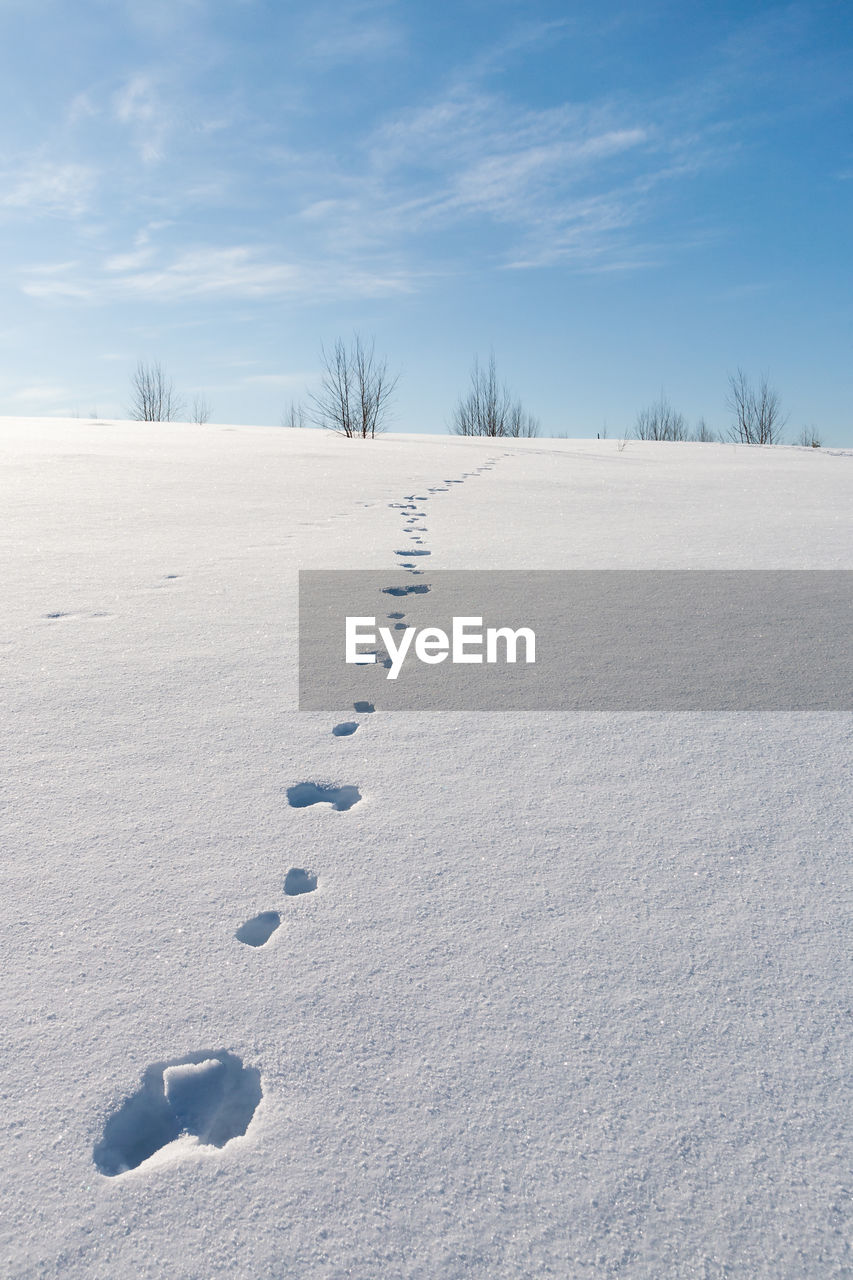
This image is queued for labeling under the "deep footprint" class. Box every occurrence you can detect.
[93,1051,262,1177]
[235,911,280,947]
[284,867,318,895]
[383,584,430,596]
[353,701,375,713]
[332,721,359,737]
[286,782,362,811]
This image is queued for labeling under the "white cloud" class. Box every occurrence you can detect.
[113,74,169,162]
[284,88,662,272]
[0,161,94,215]
[20,244,418,304]
[21,277,93,299]
[104,247,157,273]
[11,384,67,403]
[117,247,304,297]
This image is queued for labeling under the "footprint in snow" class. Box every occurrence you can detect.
[353,700,374,713]
[93,1051,262,1177]
[235,911,280,947]
[44,610,112,621]
[284,867,318,895]
[287,783,362,811]
[332,721,359,737]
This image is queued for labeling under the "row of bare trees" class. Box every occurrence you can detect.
[632,370,802,445]
[128,340,540,439]
[129,349,813,447]
[128,342,394,436]
[288,341,539,438]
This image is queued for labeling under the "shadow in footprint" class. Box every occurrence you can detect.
[287,783,361,811]
[395,549,430,556]
[354,701,374,713]
[383,584,430,596]
[284,867,318,895]
[93,1051,262,1177]
[235,911,280,947]
[332,721,358,737]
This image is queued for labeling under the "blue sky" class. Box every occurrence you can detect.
[1,0,851,441]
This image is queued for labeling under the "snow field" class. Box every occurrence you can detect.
[1,419,850,1278]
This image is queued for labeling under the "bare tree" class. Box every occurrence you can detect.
[281,400,306,429]
[191,394,212,425]
[690,418,718,442]
[506,401,541,438]
[128,361,184,422]
[449,353,539,437]
[308,335,397,438]
[726,369,786,445]
[797,425,822,448]
[633,393,688,441]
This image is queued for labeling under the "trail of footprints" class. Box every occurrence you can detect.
[93,453,504,1176]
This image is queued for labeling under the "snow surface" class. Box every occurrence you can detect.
[1,417,851,1278]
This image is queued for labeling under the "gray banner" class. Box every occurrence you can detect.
[298,570,852,711]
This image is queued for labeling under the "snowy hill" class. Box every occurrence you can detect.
[2,418,850,1278]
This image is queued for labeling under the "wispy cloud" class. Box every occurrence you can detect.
[20,243,419,303]
[0,160,94,215]
[299,0,404,65]
[113,74,170,162]
[67,92,98,126]
[11,384,68,404]
[288,87,669,270]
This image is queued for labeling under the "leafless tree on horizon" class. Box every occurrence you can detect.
[281,400,306,429]
[726,368,786,444]
[308,335,398,438]
[690,417,718,442]
[128,361,184,422]
[449,353,540,438]
[191,393,212,425]
[633,393,688,441]
[797,424,822,448]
